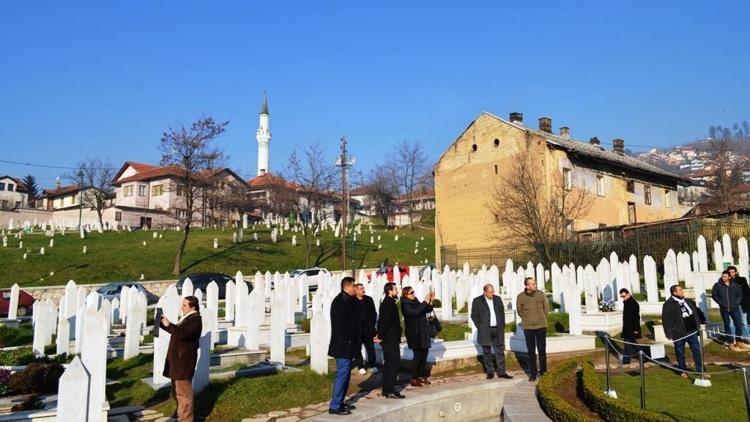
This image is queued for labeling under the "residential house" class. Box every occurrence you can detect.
[0,176,28,209]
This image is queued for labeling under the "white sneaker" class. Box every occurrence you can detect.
[358,368,367,375]
[371,367,379,374]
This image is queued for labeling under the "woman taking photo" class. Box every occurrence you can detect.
[400,286,435,387]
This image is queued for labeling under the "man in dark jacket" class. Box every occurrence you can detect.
[400,286,434,387]
[662,285,704,378]
[160,296,202,422]
[619,288,641,364]
[712,270,746,351]
[354,283,378,374]
[327,277,361,415]
[375,282,404,399]
[728,265,750,348]
[471,284,513,380]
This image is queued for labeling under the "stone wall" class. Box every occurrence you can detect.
[23,279,177,303]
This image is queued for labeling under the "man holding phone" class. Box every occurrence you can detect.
[160,296,202,422]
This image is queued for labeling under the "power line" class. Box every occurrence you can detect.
[0,159,78,170]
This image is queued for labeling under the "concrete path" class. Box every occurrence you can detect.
[501,380,551,422]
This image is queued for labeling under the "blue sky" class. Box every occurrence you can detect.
[1,1,749,188]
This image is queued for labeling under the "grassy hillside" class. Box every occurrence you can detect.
[0,225,435,287]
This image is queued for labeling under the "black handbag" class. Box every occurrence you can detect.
[428,310,442,338]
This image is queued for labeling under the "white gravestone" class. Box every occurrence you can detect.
[7,283,19,320]
[81,309,108,422]
[56,356,90,422]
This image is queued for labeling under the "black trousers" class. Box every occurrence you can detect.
[356,337,377,369]
[622,337,637,364]
[411,348,429,379]
[481,329,506,375]
[381,342,400,394]
[524,328,547,377]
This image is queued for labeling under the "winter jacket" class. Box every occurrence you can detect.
[376,296,402,344]
[328,292,362,359]
[401,297,433,350]
[622,297,641,339]
[516,290,548,330]
[661,296,701,340]
[711,280,743,311]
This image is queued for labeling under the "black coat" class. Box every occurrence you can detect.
[621,297,641,339]
[661,297,701,340]
[401,297,433,350]
[161,312,202,380]
[470,295,505,346]
[328,292,362,359]
[734,276,750,311]
[376,296,402,344]
[359,295,377,338]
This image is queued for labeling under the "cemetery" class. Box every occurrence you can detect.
[0,216,748,421]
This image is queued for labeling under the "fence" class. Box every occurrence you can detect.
[440,217,750,271]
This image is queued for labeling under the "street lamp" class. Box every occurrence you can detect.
[77,170,84,230]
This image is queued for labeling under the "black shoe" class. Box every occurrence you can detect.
[528,375,537,382]
[486,373,495,379]
[329,407,352,415]
[385,392,406,399]
[497,373,513,379]
[344,403,357,410]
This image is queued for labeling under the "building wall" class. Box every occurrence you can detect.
[435,113,689,266]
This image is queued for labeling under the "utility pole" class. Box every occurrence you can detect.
[336,134,355,275]
[77,170,84,230]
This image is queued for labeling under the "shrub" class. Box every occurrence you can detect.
[0,349,36,366]
[580,361,670,422]
[11,395,43,412]
[8,363,65,395]
[537,358,596,422]
[0,368,11,397]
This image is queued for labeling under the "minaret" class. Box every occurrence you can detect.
[256,94,271,176]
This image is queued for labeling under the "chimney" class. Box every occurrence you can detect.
[538,117,552,133]
[613,139,625,153]
[559,127,570,139]
[589,137,601,146]
[509,112,523,124]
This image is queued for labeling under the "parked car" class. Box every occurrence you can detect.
[96,282,159,305]
[0,288,35,317]
[419,263,436,278]
[289,267,331,291]
[176,272,252,299]
[367,264,410,282]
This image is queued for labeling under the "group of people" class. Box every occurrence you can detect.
[328,276,550,416]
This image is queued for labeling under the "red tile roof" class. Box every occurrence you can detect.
[247,172,300,191]
[111,161,160,183]
[114,165,186,184]
[43,185,81,198]
[0,176,27,192]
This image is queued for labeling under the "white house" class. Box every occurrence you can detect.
[0,176,28,209]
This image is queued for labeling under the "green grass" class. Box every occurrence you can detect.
[106,354,170,409]
[596,365,746,421]
[504,312,570,334]
[437,322,471,341]
[0,324,33,348]
[0,226,435,287]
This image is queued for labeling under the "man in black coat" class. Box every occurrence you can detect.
[471,284,513,380]
[728,266,750,336]
[401,286,434,386]
[327,277,361,415]
[160,296,202,422]
[375,282,404,399]
[619,288,641,365]
[354,283,378,374]
[662,285,704,377]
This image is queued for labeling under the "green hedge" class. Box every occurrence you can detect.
[580,361,670,422]
[537,358,596,422]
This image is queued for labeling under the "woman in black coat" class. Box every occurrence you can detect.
[620,288,641,364]
[400,286,434,386]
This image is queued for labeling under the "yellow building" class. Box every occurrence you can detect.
[434,111,691,267]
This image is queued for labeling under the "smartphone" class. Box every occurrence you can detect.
[153,307,163,337]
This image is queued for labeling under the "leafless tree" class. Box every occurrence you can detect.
[68,158,115,229]
[364,166,399,227]
[486,152,594,265]
[392,140,427,230]
[703,136,746,211]
[159,116,228,275]
[285,143,339,268]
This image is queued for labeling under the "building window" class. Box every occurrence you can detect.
[0,183,5,191]
[596,175,605,197]
[626,180,635,193]
[565,220,574,239]
[7,184,13,192]
[494,139,500,147]
[123,185,133,197]
[644,185,652,205]
[152,184,164,196]
[598,223,607,228]
[115,211,122,221]
[665,189,672,208]
[494,164,498,175]
[628,202,636,224]
[138,185,147,197]
[563,168,572,190]
[472,144,477,152]
[176,184,186,196]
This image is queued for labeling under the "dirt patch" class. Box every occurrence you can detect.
[554,370,604,421]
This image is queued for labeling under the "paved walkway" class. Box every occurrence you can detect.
[501,381,551,422]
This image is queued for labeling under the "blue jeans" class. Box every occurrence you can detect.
[720,308,745,342]
[329,358,352,411]
[674,332,702,372]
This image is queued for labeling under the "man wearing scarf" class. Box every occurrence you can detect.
[662,285,704,378]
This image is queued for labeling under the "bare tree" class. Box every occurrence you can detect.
[364,166,399,227]
[392,140,427,230]
[486,152,594,265]
[71,158,116,229]
[159,116,228,275]
[703,136,746,212]
[285,143,339,268]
